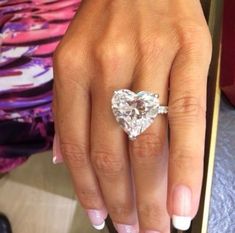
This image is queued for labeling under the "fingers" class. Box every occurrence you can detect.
[129,41,176,232]
[90,49,139,232]
[167,30,212,230]
[52,88,64,164]
[53,52,107,230]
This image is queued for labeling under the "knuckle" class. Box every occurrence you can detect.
[170,148,202,171]
[53,43,89,89]
[169,95,206,124]
[53,44,74,71]
[95,40,130,69]
[138,202,166,227]
[178,22,208,44]
[131,132,164,163]
[60,142,89,169]
[78,187,100,208]
[109,202,133,220]
[91,150,124,177]
[53,44,62,63]
[177,22,212,56]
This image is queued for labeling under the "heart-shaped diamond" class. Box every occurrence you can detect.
[111,89,160,140]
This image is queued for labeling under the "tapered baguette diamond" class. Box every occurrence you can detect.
[111,89,164,140]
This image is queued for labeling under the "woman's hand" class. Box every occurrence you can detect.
[53,0,212,232]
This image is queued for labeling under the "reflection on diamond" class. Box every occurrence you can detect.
[111,89,160,139]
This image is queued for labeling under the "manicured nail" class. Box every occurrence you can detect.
[172,184,192,230]
[86,209,107,230]
[172,216,192,231]
[114,223,138,233]
[52,135,63,164]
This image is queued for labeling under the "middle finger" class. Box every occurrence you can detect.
[90,44,138,232]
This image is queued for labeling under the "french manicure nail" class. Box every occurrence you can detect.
[172,184,192,230]
[114,223,138,233]
[52,135,63,164]
[172,216,192,231]
[86,209,107,230]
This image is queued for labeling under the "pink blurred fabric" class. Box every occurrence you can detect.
[0,0,81,173]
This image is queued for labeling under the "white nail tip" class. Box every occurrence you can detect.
[92,221,105,230]
[172,215,192,230]
[52,156,57,164]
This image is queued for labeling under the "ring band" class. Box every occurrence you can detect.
[158,106,168,114]
[111,89,168,140]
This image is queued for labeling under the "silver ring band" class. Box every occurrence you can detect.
[158,106,168,114]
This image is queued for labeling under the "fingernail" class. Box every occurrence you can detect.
[172,216,192,231]
[52,135,63,164]
[172,184,192,230]
[86,209,107,230]
[114,223,138,233]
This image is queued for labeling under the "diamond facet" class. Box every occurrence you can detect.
[111,89,160,140]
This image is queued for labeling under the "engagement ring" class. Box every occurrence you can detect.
[111,89,168,140]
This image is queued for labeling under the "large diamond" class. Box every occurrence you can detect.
[111,89,160,140]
